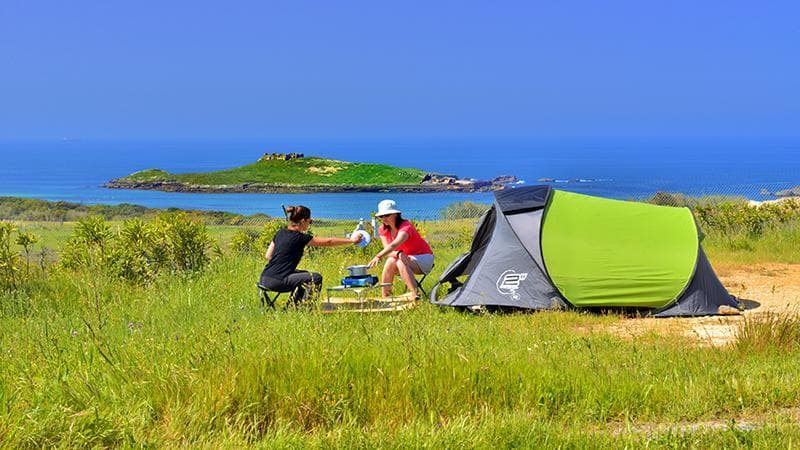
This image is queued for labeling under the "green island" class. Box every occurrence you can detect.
[105,153,516,193]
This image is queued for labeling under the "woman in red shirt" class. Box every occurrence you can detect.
[367,199,434,299]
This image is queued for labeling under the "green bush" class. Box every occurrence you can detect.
[410,220,428,241]
[60,214,215,284]
[154,212,213,273]
[15,230,38,275]
[0,196,272,224]
[0,222,20,289]
[695,199,800,241]
[455,223,474,248]
[256,220,287,252]
[60,216,113,271]
[646,192,745,208]
[230,228,262,255]
[0,222,43,291]
[440,201,491,220]
[111,218,161,283]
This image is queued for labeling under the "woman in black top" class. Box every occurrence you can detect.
[260,205,361,304]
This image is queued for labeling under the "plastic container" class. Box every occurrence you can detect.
[351,229,371,248]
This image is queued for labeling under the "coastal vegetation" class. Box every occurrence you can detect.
[0,196,270,225]
[1,195,800,447]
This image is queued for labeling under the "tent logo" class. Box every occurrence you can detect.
[496,270,528,300]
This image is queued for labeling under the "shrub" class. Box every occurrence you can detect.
[60,214,216,283]
[0,223,43,291]
[694,199,800,244]
[0,196,272,224]
[256,220,287,252]
[111,218,160,283]
[153,212,213,273]
[0,222,20,290]
[14,230,37,270]
[60,216,113,271]
[231,228,262,255]
[441,201,491,220]
[455,224,474,248]
[646,192,745,208]
[410,220,428,241]
[648,192,693,207]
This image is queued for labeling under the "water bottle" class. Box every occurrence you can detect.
[356,218,365,231]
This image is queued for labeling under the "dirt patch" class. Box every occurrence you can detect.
[604,406,800,436]
[308,166,343,176]
[606,263,800,346]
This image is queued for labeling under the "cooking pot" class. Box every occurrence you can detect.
[346,265,370,277]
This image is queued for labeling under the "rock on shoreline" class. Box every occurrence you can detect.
[773,186,800,198]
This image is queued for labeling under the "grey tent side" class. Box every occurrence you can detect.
[431,185,567,311]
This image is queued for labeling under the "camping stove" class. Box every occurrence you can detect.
[341,274,379,288]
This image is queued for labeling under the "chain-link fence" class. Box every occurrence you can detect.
[2,181,799,259]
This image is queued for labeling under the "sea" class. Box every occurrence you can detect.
[1,137,798,219]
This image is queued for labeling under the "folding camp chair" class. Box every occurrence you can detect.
[415,272,431,299]
[256,283,285,309]
[408,264,434,300]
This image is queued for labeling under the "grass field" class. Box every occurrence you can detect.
[2,200,800,448]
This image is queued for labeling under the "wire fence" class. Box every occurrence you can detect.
[2,180,799,242]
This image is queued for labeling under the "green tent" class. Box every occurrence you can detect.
[431,186,740,316]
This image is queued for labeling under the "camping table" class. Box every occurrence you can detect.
[325,283,394,303]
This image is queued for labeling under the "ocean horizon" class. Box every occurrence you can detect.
[2,137,799,219]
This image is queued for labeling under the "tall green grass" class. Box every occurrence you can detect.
[735,312,800,353]
[2,201,800,447]
[704,221,800,264]
[2,253,800,447]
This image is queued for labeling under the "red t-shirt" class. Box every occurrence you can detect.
[379,220,433,256]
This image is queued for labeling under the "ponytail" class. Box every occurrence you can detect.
[285,205,311,224]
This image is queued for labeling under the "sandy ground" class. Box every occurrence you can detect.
[606,263,800,346]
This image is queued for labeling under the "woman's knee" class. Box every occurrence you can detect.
[310,272,323,285]
[396,258,408,273]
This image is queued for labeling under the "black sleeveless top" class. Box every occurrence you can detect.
[261,229,313,279]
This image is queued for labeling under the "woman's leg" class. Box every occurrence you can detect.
[381,256,399,297]
[396,252,422,297]
[284,270,323,304]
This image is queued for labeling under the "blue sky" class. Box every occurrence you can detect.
[1,0,798,139]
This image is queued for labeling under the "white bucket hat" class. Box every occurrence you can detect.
[376,199,402,217]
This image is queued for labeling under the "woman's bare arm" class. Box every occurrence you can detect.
[368,231,408,267]
[265,241,275,260]
[308,234,361,247]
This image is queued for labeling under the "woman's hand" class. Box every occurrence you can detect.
[350,232,363,244]
[367,255,382,269]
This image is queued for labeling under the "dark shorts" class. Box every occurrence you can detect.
[259,269,322,303]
